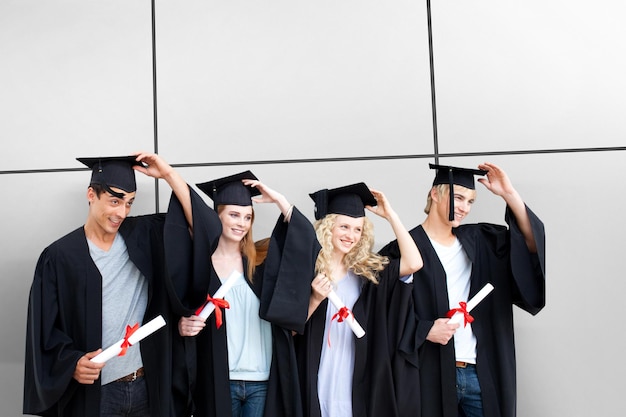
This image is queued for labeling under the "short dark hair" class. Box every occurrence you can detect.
[89,183,106,198]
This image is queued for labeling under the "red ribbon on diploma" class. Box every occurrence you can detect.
[327,306,351,347]
[196,296,230,329]
[119,323,140,357]
[447,301,474,327]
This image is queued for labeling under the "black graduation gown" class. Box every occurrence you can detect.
[294,258,420,417]
[23,191,195,417]
[166,200,317,417]
[379,206,546,417]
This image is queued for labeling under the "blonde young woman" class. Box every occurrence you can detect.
[294,183,424,417]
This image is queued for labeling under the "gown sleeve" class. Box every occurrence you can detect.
[259,207,321,334]
[386,260,421,416]
[164,187,223,315]
[23,247,83,414]
[506,204,546,314]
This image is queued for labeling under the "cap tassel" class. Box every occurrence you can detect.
[447,168,454,221]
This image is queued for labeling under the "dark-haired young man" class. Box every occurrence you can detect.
[23,152,198,417]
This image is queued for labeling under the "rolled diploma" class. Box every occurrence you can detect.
[197,270,239,320]
[447,283,495,325]
[327,290,365,338]
[91,315,166,363]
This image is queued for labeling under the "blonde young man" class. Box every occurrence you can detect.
[380,162,546,417]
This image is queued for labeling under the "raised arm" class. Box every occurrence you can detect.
[133,152,193,229]
[244,179,294,221]
[477,162,536,252]
[367,189,423,276]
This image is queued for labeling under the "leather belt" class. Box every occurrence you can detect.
[456,361,474,368]
[114,367,144,383]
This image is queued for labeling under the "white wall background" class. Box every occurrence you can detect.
[1,1,625,416]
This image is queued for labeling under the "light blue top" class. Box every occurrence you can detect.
[222,271,272,381]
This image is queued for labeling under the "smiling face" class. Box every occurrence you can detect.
[433,184,476,227]
[85,186,135,236]
[330,214,365,256]
[217,204,254,243]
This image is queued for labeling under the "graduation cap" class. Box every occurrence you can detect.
[429,163,487,221]
[309,182,377,220]
[196,170,261,208]
[77,156,142,198]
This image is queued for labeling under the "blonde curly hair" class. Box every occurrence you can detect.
[314,214,389,284]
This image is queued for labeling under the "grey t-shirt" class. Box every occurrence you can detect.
[88,233,148,385]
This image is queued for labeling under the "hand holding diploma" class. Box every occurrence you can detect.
[91,315,166,363]
[74,350,105,384]
[447,283,494,327]
[195,270,239,328]
[311,272,365,343]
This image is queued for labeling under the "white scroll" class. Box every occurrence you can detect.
[91,315,166,363]
[327,290,365,338]
[447,283,494,325]
[196,270,240,320]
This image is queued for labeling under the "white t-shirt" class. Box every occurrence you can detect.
[430,237,477,364]
[317,271,361,417]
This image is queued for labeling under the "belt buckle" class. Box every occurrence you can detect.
[131,370,138,382]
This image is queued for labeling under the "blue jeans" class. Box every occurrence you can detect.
[456,364,484,417]
[100,376,150,417]
[230,380,268,417]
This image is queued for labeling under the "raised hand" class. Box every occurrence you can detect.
[132,152,174,180]
[365,189,396,221]
[476,162,516,198]
[244,179,292,218]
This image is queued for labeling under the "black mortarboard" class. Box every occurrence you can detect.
[77,156,142,198]
[429,163,487,221]
[309,182,377,220]
[196,170,261,208]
